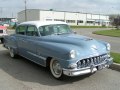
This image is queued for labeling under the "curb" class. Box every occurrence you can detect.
[110,63,120,71]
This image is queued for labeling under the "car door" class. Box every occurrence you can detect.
[25,25,45,65]
[16,25,28,56]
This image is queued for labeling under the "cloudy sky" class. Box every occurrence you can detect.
[0,0,120,18]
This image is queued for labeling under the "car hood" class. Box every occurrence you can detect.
[40,34,106,53]
[41,34,93,42]
[41,34,105,47]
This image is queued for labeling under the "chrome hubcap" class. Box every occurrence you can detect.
[9,48,14,57]
[52,60,62,75]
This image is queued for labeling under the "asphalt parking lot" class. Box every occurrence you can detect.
[0,28,120,90]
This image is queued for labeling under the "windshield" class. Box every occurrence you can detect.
[39,24,72,36]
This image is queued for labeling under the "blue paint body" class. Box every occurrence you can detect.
[3,21,112,72]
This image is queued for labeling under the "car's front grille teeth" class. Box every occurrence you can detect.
[77,54,108,69]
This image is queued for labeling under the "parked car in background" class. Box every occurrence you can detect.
[3,23,9,27]
[0,25,8,43]
[3,21,113,79]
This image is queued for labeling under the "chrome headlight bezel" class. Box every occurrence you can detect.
[107,43,111,51]
[70,50,76,59]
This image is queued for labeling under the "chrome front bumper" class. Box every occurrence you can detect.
[0,34,8,38]
[63,57,113,76]
[0,36,3,38]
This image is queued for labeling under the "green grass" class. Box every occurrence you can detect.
[93,29,120,37]
[70,25,109,29]
[111,52,120,64]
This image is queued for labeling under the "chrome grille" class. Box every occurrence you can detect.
[77,54,108,69]
[0,30,3,33]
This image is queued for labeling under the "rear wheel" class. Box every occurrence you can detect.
[8,47,16,58]
[50,59,63,79]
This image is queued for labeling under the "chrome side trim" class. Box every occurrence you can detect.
[18,52,46,67]
[27,51,46,60]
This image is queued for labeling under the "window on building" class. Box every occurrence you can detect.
[86,21,94,23]
[54,19,65,22]
[107,22,109,24]
[95,22,100,25]
[77,20,83,23]
[66,20,75,23]
[46,19,52,21]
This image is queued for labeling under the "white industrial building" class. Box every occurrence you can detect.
[18,9,110,26]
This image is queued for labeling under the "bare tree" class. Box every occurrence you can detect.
[109,14,120,29]
[113,15,120,29]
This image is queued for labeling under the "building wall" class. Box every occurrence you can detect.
[78,13,87,26]
[53,11,65,20]
[18,9,110,26]
[39,11,53,21]
[18,9,40,23]
[18,11,25,23]
[65,12,78,25]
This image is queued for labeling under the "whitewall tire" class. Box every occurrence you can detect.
[50,59,63,79]
[8,47,16,58]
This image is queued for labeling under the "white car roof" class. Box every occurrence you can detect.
[19,21,67,28]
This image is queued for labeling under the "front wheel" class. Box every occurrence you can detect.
[50,59,63,79]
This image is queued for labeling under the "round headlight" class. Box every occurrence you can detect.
[70,50,76,58]
[107,43,111,51]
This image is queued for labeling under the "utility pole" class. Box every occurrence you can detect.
[24,0,27,21]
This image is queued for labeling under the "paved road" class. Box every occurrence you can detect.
[74,28,120,53]
[0,44,120,90]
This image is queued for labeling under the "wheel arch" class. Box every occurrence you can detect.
[46,57,52,67]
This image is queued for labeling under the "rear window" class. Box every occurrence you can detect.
[0,30,3,33]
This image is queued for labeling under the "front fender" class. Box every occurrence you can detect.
[36,41,72,60]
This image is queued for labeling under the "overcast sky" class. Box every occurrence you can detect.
[0,0,120,18]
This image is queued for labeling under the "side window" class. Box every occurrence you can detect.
[26,26,38,36]
[39,26,54,36]
[16,26,26,35]
[39,27,44,36]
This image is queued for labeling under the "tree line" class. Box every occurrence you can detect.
[109,14,120,29]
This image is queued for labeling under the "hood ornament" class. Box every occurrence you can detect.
[91,45,97,50]
[85,38,93,41]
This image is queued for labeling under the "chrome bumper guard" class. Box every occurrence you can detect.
[63,57,113,76]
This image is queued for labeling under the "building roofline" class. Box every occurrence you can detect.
[18,9,109,16]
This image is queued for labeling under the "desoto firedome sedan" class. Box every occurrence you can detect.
[3,21,113,79]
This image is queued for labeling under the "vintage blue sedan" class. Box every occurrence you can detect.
[3,21,113,79]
